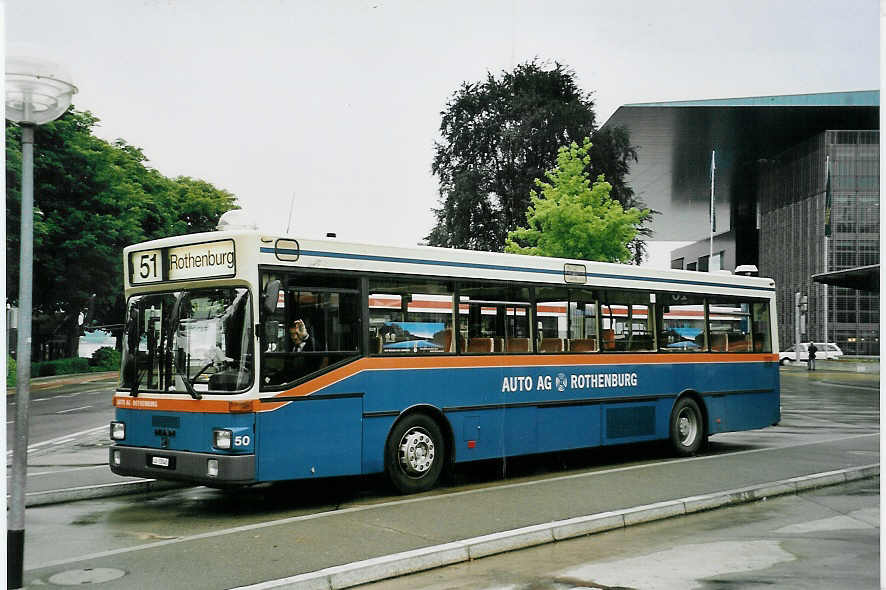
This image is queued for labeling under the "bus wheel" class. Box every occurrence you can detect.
[669,397,704,456]
[385,414,444,494]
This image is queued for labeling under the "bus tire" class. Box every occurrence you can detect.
[385,413,445,494]
[669,397,705,456]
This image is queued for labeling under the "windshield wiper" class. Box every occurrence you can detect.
[130,368,146,397]
[179,360,214,400]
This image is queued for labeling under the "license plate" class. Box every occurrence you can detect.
[151,456,170,467]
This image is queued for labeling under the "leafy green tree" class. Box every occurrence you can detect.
[427,59,649,257]
[6,108,238,359]
[505,139,650,263]
[165,176,239,235]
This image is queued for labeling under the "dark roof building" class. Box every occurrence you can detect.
[602,91,879,355]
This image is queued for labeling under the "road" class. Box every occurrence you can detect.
[5,374,117,450]
[12,368,880,589]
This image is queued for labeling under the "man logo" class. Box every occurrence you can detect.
[555,373,568,392]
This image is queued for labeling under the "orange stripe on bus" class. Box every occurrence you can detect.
[112,397,260,414]
[113,353,778,413]
[268,352,778,399]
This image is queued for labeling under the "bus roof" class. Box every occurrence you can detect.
[123,229,776,298]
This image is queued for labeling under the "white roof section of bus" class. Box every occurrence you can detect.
[125,229,776,298]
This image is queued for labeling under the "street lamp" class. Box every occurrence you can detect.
[6,54,77,590]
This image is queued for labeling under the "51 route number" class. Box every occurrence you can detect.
[131,249,163,284]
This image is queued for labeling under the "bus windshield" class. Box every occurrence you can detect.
[120,287,253,394]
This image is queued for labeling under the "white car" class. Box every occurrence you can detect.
[779,342,844,365]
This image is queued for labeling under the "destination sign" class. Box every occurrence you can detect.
[130,239,236,285]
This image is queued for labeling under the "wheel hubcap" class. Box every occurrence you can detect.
[678,409,697,446]
[398,427,435,477]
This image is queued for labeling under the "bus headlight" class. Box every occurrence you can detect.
[213,429,232,450]
[110,422,126,441]
[207,459,219,478]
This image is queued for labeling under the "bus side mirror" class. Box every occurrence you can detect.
[264,280,282,315]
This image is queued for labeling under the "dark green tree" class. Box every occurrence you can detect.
[6,108,238,359]
[427,59,649,259]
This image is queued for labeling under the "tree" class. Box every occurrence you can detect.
[427,59,648,257]
[6,108,238,359]
[505,139,650,263]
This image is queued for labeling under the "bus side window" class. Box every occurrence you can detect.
[599,290,654,352]
[708,297,753,352]
[369,278,454,355]
[657,292,705,352]
[459,282,531,354]
[259,273,361,389]
[752,302,772,352]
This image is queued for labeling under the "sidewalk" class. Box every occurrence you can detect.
[780,357,880,374]
[778,363,879,397]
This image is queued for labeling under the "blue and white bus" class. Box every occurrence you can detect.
[109,214,780,493]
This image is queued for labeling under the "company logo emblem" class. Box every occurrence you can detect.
[555,373,568,392]
[154,428,176,449]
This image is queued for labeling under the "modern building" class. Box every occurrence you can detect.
[603,91,879,355]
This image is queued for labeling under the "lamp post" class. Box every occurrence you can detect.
[6,54,77,590]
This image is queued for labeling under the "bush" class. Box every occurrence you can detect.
[7,348,121,384]
[90,347,121,371]
[31,357,90,377]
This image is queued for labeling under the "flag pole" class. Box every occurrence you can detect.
[709,150,716,268]
[823,155,830,344]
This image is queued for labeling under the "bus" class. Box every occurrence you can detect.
[109,216,780,493]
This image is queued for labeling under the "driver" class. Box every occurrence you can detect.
[289,319,316,352]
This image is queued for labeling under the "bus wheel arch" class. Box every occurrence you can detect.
[384,405,452,494]
[669,391,707,457]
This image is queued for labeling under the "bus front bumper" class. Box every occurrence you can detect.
[109,446,255,486]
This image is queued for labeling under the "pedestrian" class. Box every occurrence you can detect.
[807,341,817,371]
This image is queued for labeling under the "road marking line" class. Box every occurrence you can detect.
[783,409,879,415]
[813,382,880,392]
[56,405,93,414]
[5,425,108,456]
[24,433,879,571]
[28,465,108,477]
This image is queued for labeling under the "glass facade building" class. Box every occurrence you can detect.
[758,130,878,355]
[604,92,879,358]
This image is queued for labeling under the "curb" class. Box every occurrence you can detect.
[231,463,879,590]
[18,479,187,507]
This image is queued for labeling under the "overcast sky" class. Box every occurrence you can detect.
[6,0,880,266]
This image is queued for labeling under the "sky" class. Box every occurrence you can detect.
[5,0,881,267]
